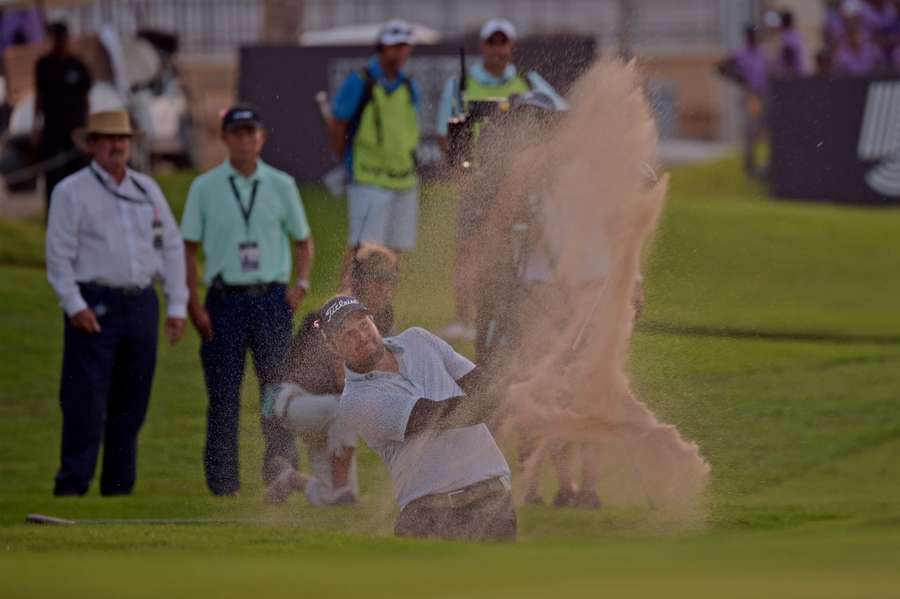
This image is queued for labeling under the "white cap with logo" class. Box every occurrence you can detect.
[379,19,415,46]
[480,18,517,41]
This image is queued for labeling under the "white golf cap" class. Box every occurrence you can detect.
[379,19,415,46]
[480,18,517,41]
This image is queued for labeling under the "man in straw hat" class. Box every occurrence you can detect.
[45,110,188,496]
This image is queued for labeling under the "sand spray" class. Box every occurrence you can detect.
[469,59,711,518]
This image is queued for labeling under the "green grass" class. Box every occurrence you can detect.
[648,160,900,339]
[1,156,900,598]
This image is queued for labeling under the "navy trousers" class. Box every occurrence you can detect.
[54,285,159,496]
[201,284,297,495]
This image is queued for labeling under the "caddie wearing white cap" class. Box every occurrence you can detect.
[328,19,422,286]
[435,18,567,343]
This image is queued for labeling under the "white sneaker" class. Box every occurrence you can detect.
[437,320,476,342]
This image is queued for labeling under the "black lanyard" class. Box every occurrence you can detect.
[90,165,152,206]
[91,165,160,222]
[228,175,260,237]
[90,165,163,249]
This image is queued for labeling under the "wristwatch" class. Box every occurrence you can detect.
[295,278,311,292]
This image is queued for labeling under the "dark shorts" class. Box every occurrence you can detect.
[394,488,517,542]
[456,191,486,242]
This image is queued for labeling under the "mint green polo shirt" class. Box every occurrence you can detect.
[181,160,311,285]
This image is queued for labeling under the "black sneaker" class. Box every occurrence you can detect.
[572,489,602,509]
[523,491,544,506]
[332,489,358,506]
[552,487,578,508]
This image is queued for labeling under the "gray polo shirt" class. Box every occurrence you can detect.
[339,327,511,509]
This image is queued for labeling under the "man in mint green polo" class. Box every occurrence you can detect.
[434,18,566,342]
[181,104,315,496]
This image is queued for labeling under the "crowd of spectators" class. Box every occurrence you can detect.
[820,0,900,75]
[725,1,900,95]
[721,1,900,178]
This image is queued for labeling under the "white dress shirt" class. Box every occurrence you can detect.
[46,161,188,318]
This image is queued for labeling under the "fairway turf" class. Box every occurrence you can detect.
[1,157,899,598]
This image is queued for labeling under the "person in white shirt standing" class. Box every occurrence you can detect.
[45,110,188,496]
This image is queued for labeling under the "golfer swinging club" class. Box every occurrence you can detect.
[320,295,516,541]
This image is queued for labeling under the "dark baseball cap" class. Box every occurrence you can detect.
[222,104,263,131]
[318,296,370,337]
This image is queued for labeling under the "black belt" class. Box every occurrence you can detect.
[210,278,281,296]
[78,282,150,297]
[408,477,509,510]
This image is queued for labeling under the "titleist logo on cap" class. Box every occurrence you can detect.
[325,297,359,322]
[233,110,254,120]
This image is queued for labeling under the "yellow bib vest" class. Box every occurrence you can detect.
[352,72,420,191]
[465,72,531,141]
[466,73,531,101]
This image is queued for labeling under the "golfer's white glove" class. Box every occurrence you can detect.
[261,383,303,419]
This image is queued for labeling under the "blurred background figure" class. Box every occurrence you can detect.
[328,19,420,287]
[0,6,43,52]
[833,14,886,74]
[775,10,809,75]
[435,17,564,343]
[33,22,91,215]
[718,25,768,180]
[346,243,399,336]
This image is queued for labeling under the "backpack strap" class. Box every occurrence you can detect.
[403,77,416,103]
[524,72,534,90]
[349,68,417,147]
[348,68,380,144]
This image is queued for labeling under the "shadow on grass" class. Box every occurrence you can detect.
[639,320,900,346]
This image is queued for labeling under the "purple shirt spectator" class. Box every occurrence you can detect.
[735,46,769,95]
[780,30,809,74]
[859,0,898,32]
[825,5,847,44]
[834,39,885,74]
[0,9,43,51]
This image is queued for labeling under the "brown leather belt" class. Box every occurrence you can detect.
[408,477,509,510]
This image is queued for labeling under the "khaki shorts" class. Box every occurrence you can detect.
[348,183,418,251]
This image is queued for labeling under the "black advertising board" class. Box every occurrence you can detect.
[769,76,900,206]
[237,36,595,183]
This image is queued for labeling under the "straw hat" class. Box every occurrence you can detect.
[72,110,137,151]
